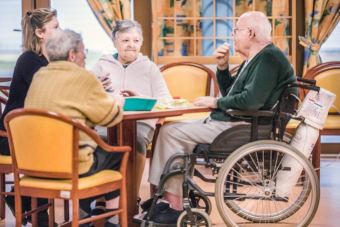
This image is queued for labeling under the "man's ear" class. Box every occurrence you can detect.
[67,49,76,62]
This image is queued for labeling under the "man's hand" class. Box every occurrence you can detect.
[109,93,125,108]
[213,43,230,71]
[120,89,138,97]
[193,96,218,108]
[98,73,113,91]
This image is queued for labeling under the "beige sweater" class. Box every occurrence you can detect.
[25,61,123,174]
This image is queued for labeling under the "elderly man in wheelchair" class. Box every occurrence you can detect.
[134,11,321,227]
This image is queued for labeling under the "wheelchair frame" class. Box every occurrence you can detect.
[142,77,321,227]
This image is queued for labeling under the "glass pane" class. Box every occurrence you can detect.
[176,19,191,37]
[216,39,234,56]
[255,0,272,16]
[175,39,193,56]
[158,19,175,38]
[319,22,340,62]
[51,0,118,69]
[201,19,214,38]
[156,0,174,18]
[0,0,22,78]
[216,0,233,17]
[201,0,213,17]
[175,0,195,17]
[201,39,214,56]
[271,0,290,17]
[235,0,252,17]
[274,18,290,36]
[158,38,175,57]
[273,37,290,56]
[216,20,233,37]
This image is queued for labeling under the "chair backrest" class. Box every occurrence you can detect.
[160,62,219,102]
[303,61,340,114]
[5,109,79,178]
[0,77,11,117]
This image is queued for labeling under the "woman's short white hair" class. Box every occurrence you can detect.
[240,11,272,44]
[111,19,143,44]
[46,29,83,61]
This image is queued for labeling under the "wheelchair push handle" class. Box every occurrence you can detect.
[296,77,316,86]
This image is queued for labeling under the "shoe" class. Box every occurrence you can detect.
[133,201,182,225]
[90,201,106,216]
[139,197,165,213]
[4,195,28,226]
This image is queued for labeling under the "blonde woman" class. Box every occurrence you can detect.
[0,8,59,227]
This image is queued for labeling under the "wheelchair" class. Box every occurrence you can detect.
[142,77,320,227]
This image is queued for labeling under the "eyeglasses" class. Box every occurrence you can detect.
[233,27,249,34]
[76,48,88,55]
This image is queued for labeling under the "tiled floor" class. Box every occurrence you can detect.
[1,158,340,226]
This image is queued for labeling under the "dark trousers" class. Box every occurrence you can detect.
[79,145,122,212]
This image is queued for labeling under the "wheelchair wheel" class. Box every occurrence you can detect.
[215,140,319,227]
[190,191,212,215]
[177,208,212,227]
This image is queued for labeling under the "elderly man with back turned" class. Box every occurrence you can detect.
[134,11,298,225]
[25,29,125,227]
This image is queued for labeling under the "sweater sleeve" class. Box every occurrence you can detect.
[216,67,234,97]
[81,71,123,127]
[217,55,279,111]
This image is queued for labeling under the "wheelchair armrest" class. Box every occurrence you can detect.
[226,109,275,118]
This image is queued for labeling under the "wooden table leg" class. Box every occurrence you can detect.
[108,120,138,227]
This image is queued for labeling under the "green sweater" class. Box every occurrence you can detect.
[211,43,298,122]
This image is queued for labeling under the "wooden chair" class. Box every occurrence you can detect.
[0,79,14,220]
[0,79,71,222]
[295,61,340,178]
[4,108,130,227]
[160,62,219,122]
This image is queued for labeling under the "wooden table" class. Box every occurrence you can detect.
[107,104,211,227]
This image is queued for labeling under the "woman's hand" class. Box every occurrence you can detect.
[213,43,230,71]
[109,93,125,108]
[98,73,113,91]
[120,89,139,97]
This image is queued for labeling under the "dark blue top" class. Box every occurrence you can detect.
[0,51,48,155]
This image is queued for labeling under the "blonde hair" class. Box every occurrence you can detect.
[21,8,57,55]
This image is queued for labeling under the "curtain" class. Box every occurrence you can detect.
[300,0,340,75]
[86,0,131,37]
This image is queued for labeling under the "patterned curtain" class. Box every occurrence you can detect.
[86,0,131,37]
[300,0,340,75]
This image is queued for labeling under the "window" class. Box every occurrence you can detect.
[0,0,22,78]
[319,22,340,63]
[51,0,116,70]
[152,0,296,70]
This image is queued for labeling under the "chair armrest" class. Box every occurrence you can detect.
[226,109,275,118]
[156,118,165,128]
[0,96,7,105]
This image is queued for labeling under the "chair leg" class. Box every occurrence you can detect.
[0,173,5,219]
[31,197,38,226]
[72,199,78,227]
[49,199,55,227]
[64,200,69,221]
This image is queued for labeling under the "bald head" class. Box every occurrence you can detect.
[239,11,272,45]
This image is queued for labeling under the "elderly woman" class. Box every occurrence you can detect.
[0,8,59,226]
[25,29,125,227]
[91,19,171,214]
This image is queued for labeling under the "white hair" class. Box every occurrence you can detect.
[240,11,272,44]
[45,29,83,61]
[111,19,143,44]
